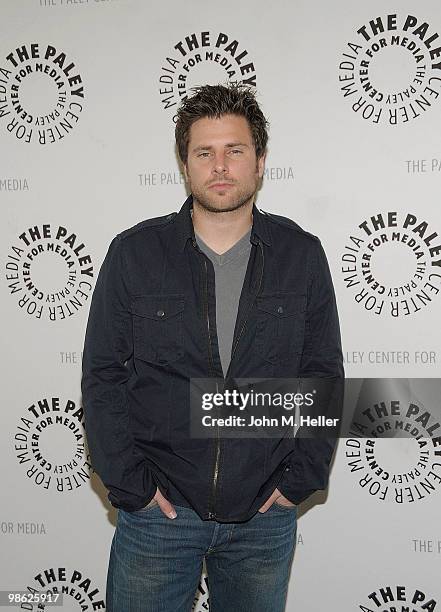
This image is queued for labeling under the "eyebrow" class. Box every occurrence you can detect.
[192,142,250,152]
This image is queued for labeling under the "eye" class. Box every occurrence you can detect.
[197,151,210,158]
[230,149,243,155]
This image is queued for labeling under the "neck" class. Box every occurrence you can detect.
[191,198,253,255]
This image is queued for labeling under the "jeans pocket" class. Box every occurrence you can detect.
[272,500,297,511]
[132,498,159,514]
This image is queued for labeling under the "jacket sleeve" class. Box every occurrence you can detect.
[278,238,344,505]
[81,234,156,511]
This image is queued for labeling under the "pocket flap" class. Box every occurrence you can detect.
[132,295,185,320]
[256,292,306,317]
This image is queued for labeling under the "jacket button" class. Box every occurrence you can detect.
[277,306,284,314]
[156,309,165,317]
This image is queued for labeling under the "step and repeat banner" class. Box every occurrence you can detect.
[1,0,440,610]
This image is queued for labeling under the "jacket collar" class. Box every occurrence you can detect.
[176,194,272,252]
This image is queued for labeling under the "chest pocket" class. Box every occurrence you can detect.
[132,294,185,366]
[253,292,306,364]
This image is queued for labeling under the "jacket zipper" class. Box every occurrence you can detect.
[196,238,265,520]
[203,256,221,519]
[211,241,264,518]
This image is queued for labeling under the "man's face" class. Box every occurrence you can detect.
[183,114,265,213]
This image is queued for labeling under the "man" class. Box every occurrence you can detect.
[81,83,344,612]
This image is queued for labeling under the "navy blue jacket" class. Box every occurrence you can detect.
[81,195,344,522]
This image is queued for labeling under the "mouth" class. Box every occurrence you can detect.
[208,183,234,189]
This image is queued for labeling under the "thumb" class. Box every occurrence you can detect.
[156,491,177,519]
[259,495,277,513]
[258,489,280,513]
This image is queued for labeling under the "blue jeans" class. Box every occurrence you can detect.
[106,501,297,612]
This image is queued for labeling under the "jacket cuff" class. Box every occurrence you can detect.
[278,482,317,505]
[278,463,313,505]
[105,466,157,512]
[108,489,156,512]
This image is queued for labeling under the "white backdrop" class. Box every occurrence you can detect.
[1,0,440,610]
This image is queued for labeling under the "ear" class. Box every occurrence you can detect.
[182,162,189,182]
[257,152,266,178]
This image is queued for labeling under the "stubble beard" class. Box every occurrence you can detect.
[191,187,254,213]
[189,175,260,214]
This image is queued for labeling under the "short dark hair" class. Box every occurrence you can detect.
[175,83,269,164]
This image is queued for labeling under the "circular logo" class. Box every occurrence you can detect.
[0,42,84,143]
[21,567,105,610]
[341,212,441,317]
[14,396,92,493]
[339,14,441,125]
[358,585,437,611]
[345,397,441,504]
[193,574,209,611]
[159,31,257,122]
[5,224,94,322]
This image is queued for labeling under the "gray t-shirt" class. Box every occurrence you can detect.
[195,228,252,377]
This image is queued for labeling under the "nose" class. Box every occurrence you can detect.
[212,152,228,174]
